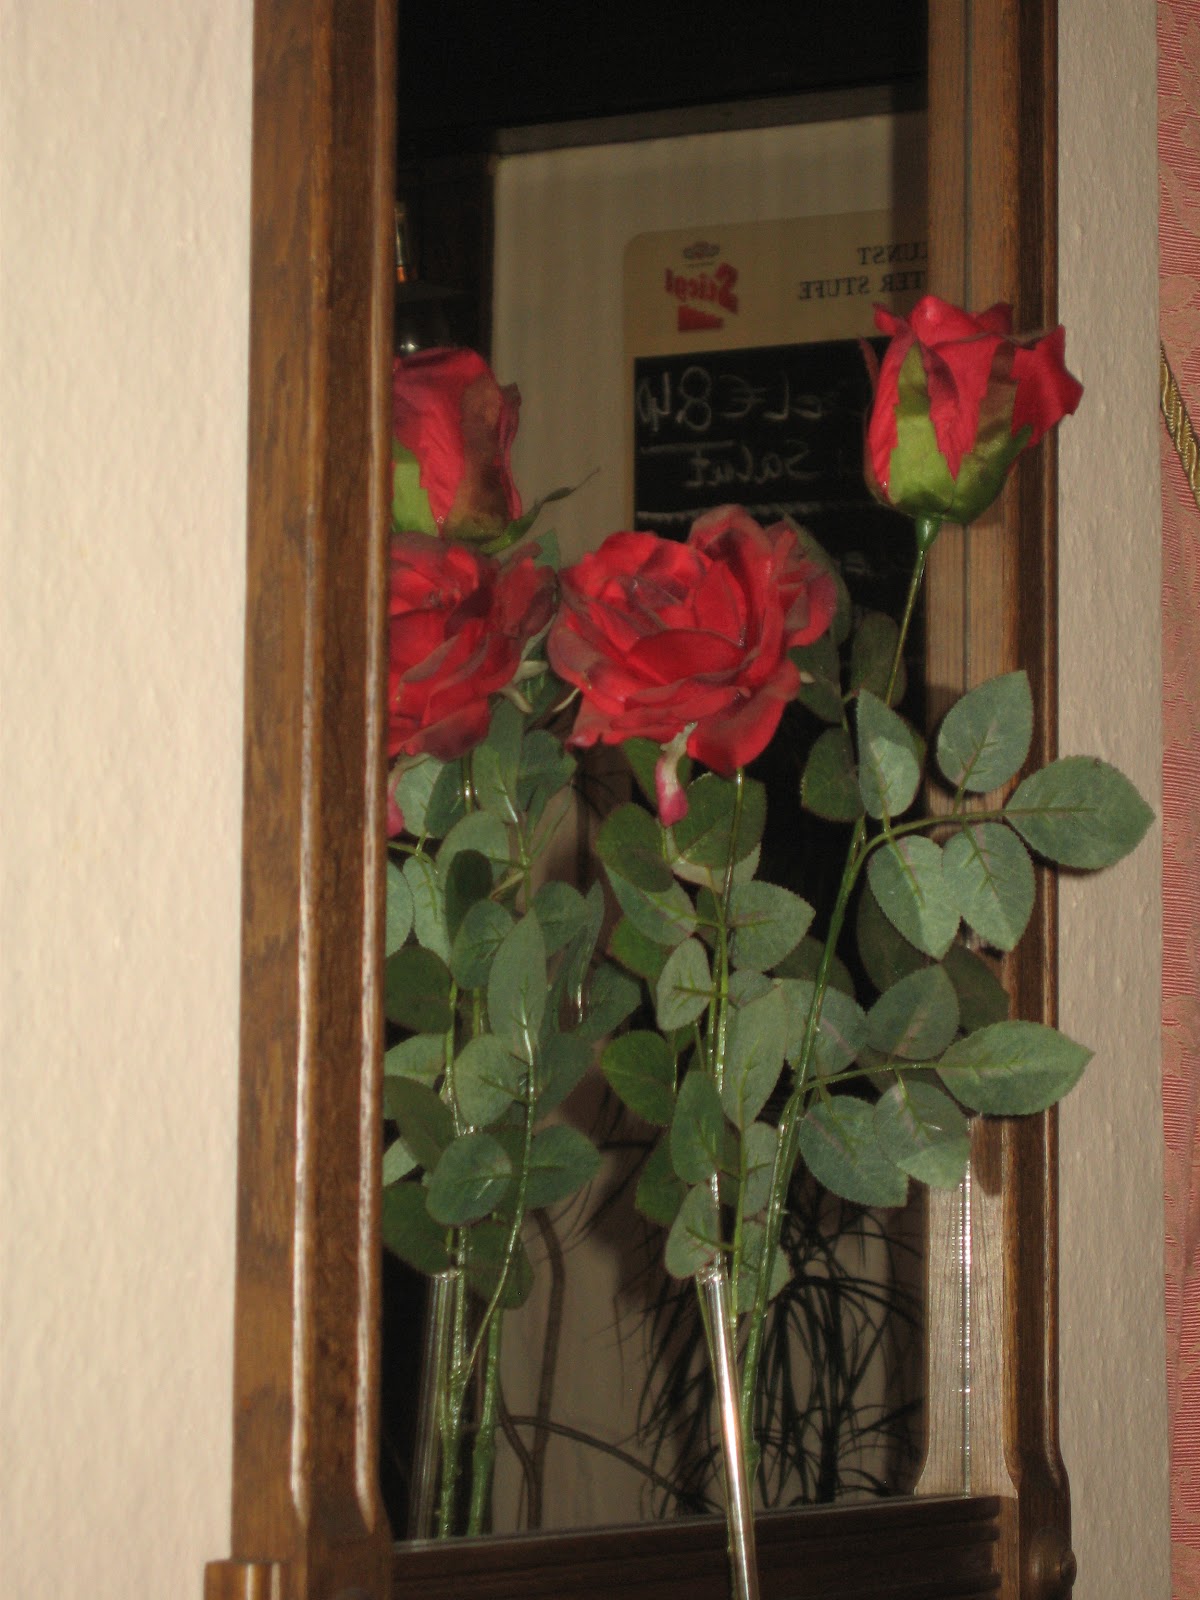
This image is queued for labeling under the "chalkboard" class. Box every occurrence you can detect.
[632,338,915,624]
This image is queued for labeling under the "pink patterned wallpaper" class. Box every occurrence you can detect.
[1158,4,1200,1593]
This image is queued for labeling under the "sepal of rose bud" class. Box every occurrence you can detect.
[655,726,694,827]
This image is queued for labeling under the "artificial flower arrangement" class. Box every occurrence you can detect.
[380,314,1151,1597]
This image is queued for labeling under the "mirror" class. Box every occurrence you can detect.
[205,4,1073,1597]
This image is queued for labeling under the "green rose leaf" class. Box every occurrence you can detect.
[384,944,453,1034]
[857,690,921,820]
[610,915,669,985]
[855,881,926,992]
[382,1136,418,1184]
[1006,757,1154,870]
[438,810,511,879]
[487,912,547,1065]
[850,610,905,704]
[729,882,815,972]
[779,979,868,1076]
[936,671,1033,794]
[606,865,697,948]
[393,755,450,839]
[558,881,605,1022]
[664,1183,722,1279]
[530,880,589,958]
[797,1096,909,1207]
[670,773,766,869]
[723,987,787,1128]
[636,1137,687,1227]
[773,936,856,997]
[403,852,448,960]
[801,727,864,823]
[942,942,1010,1031]
[596,803,672,893]
[866,836,959,959]
[392,444,438,536]
[381,1181,451,1275]
[740,1120,779,1217]
[454,1034,524,1127]
[937,1020,1092,1114]
[655,938,713,1031]
[427,1130,513,1225]
[874,1080,971,1188]
[424,760,469,838]
[792,631,844,723]
[450,899,514,990]
[384,1032,444,1085]
[735,1218,791,1313]
[670,1071,727,1185]
[525,1125,601,1208]
[601,1031,677,1125]
[517,729,575,830]
[466,1222,533,1310]
[470,697,523,823]
[534,1031,591,1115]
[866,963,960,1061]
[382,1076,455,1173]
[385,860,414,955]
[943,822,1035,951]
[443,849,494,944]
[576,961,641,1043]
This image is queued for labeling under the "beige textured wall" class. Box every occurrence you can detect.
[0,2,1167,1597]
[1058,0,1171,1594]
[0,2,249,1594]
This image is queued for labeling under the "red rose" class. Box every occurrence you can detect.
[388,533,555,767]
[392,348,522,541]
[864,295,1082,527]
[548,507,836,822]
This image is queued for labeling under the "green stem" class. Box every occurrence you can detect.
[737,514,939,1445]
[467,1315,504,1535]
[436,1244,470,1536]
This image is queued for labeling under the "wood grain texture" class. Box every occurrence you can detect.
[921,3,1072,1597]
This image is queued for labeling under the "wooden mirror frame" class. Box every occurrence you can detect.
[204,4,1071,1597]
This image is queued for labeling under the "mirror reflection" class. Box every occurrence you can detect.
[382,0,931,1542]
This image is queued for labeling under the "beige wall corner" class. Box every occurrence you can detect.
[1058,1,1170,1596]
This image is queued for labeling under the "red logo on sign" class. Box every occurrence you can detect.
[663,261,739,333]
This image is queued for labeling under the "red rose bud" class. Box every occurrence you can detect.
[387,533,555,764]
[864,296,1082,526]
[548,507,836,819]
[392,348,522,541]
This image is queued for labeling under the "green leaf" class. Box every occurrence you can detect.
[936,671,1033,793]
[937,1020,1092,1114]
[534,1031,591,1114]
[427,1131,513,1225]
[723,988,787,1128]
[450,899,514,990]
[856,883,926,992]
[670,1071,727,1184]
[728,968,773,1006]
[525,1125,601,1207]
[382,1137,417,1184]
[454,1035,524,1127]
[557,881,605,1023]
[670,773,766,869]
[383,1077,455,1172]
[655,938,713,1031]
[797,1096,909,1206]
[729,882,815,972]
[381,1181,451,1274]
[385,860,414,955]
[735,1218,790,1312]
[392,444,438,535]
[1006,757,1154,869]
[403,852,448,960]
[636,1137,686,1226]
[664,1183,721,1278]
[392,756,448,838]
[943,822,1035,951]
[488,912,547,1064]
[517,730,575,829]
[438,809,511,879]
[606,865,697,948]
[471,698,523,823]
[383,945,453,1034]
[610,916,668,984]
[740,1120,779,1217]
[600,1031,676,1124]
[801,727,864,822]
[792,631,843,723]
[942,943,1010,1031]
[874,1080,971,1187]
[596,802,672,892]
[850,610,904,703]
[443,849,494,943]
[857,690,921,820]
[576,962,641,1043]
[779,979,868,1076]
[773,936,855,997]
[424,760,469,838]
[624,737,691,810]
[530,881,589,958]
[866,964,960,1061]
[384,1033,444,1085]
[867,837,959,959]
[466,1223,533,1309]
